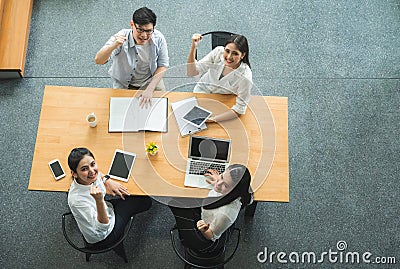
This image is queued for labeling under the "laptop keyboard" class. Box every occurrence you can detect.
[189,160,226,175]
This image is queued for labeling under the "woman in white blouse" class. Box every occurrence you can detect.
[169,164,252,253]
[67,147,152,248]
[187,34,253,122]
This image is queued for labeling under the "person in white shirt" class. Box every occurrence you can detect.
[95,7,169,108]
[187,34,253,122]
[169,164,252,254]
[67,147,152,248]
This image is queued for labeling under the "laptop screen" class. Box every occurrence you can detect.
[189,136,231,162]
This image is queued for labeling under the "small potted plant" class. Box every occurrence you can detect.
[145,142,159,156]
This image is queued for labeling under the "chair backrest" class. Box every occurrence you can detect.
[202,31,236,50]
[195,31,236,60]
[169,206,213,251]
[170,225,241,269]
[169,205,241,268]
[61,211,133,260]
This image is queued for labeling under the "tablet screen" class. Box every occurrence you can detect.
[182,106,212,127]
[108,150,136,182]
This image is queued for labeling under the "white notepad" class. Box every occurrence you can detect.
[171,97,207,137]
[109,97,168,132]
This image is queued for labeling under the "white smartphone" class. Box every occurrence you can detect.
[48,159,66,180]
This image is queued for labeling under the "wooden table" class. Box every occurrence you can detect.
[29,85,289,206]
[0,0,33,78]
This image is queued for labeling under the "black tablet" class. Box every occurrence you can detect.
[182,105,212,128]
[108,149,136,182]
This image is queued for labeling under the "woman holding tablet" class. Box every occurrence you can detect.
[170,164,253,253]
[187,34,253,122]
[67,147,152,247]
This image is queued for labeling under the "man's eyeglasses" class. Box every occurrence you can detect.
[134,24,154,35]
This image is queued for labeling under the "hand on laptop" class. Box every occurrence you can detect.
[104,178,130,200]
[204,169,219,185]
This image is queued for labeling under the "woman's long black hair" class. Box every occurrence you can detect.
[203,164,253,210]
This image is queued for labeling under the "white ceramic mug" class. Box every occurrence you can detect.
[86,112,97,127]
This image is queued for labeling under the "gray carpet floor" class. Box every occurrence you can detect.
[0,0,399,268]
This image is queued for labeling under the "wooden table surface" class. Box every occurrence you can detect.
[29,85,289,202]
[0,0,33,77]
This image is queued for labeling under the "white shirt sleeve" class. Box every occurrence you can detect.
[231,65,252,114]
[68,175,115,244]
[208,212,235,241]
[202,198,242,241]
[195,46,223,75]
[71,201,114,240]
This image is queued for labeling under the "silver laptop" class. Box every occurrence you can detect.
[184,136,231,189]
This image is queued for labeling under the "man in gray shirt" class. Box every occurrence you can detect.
[95,7,169,107]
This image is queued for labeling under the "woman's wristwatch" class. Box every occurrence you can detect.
[102,174,110,183]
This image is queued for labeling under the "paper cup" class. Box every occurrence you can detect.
[86,112,97,127]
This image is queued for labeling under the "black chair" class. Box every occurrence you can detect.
[62,211,133,262]
[195,31,236,60]
[170,225,241,269]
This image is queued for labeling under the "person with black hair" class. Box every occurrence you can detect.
[187,34,253,122]
[198,164,252,241]
[67,147,152,247]
[95,7,169,108]
[170,164,252,253]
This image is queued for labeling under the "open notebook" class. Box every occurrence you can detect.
[109,97,168,132]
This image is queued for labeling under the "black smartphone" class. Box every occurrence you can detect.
[48,159,66,180]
